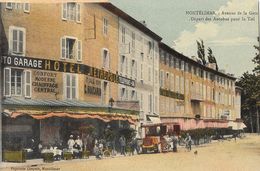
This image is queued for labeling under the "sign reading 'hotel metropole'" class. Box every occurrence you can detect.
[1,55,135,87]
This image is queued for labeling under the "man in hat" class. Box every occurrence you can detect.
[67,135,75,152]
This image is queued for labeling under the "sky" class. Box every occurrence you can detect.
[110,0,259,78]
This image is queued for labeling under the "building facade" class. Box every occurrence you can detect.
[159,43,241,130]
[0,2,138,150]
[101,4,162,128]
[0,2,243,155]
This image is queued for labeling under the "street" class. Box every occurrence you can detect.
[1,134,260,171]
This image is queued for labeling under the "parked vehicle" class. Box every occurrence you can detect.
[141,122,180,153]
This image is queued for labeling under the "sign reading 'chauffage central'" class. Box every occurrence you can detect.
[1,55,135,87]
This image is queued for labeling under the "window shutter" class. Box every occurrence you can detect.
[61,37,66,59]
[6,2,12,9]
[4,68,11,97]
[9,28,14,54]
[77,40,82,61]
[24,3,30,13]
[76,3,81,22]
[62,3,67,20]
[25,70,31,98]
[19,30,24,54]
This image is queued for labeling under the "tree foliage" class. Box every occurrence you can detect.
[196,40,206,65]
[207,47,219,70]
[236,42,260,132]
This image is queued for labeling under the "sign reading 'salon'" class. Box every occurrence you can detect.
[1,55,135,87]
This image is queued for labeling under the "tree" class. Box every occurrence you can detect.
[253,45,260,74]
[207,47,219,70]
[196,40,206,65]
[236,72,260,132]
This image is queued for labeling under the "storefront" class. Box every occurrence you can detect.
[2,98,139,152]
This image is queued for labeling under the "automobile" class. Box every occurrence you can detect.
[141,122,180,153]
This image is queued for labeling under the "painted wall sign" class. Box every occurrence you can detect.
[85,76,101,96]
[32,71,58,93]
[1,55,135,87]
[160,88,185,100]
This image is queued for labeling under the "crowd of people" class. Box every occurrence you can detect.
[25,132,197,161]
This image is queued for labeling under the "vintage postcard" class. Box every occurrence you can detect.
[0,0,259,171]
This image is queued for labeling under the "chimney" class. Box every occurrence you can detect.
[140,20,147,27]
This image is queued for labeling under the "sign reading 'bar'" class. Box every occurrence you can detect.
[1,55,135,87]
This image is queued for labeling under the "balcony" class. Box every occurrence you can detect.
[190,92,204,102]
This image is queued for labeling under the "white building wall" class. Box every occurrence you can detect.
[118,18,159,124]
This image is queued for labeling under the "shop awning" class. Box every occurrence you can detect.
[228,121,247,130]
[3,111,138,125]
[2,98,139,125]
[147,116,161,124]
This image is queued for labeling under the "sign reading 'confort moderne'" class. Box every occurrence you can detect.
[1,56,135,87]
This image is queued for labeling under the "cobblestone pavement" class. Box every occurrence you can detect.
[1,134,260,171]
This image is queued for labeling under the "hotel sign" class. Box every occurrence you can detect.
[1,55,135,87]
[160,88,185,100]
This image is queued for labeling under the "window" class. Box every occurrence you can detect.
[102,48,109,69]
[148,67,151,82]
[9,26,26,55]
[140,63,143,80]
[131,60,137,78]
[4,68,11,97]
[61,37,82,60]
[175,76,179,92]
[120,87,126,100]
[24,70,31,98]
[64,74,77,99]
[148,94,152,112]
[11,69,23,96]
[160,70,164,87]
[148,41,152,56]
[131,90,136,100]
[62,3,80,22]
[24,3,30,13]
[6,3,30,12]
[103,18,108,35]
[132,32,135,49]
[140,93,143,110]
[120,55,125,73]
[102,81,108,104]
[6,2,12,9]
[4,68,31,97]
[121,27,125,43]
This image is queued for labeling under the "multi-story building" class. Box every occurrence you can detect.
[0,2,138,150]
[101,3,162,129]
[0,2,243,157]
[159,42,241,130]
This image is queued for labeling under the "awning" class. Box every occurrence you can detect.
[147,116,161,124]
[228,121,247,130]
[3,111,138,125]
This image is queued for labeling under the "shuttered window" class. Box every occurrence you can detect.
[65,74,78,100]
[9,26,26,55]
[4,68,11,97]
[62,3,80,22]
[25,70,31,98]
[24,3,30,13]
[77,40,82,61]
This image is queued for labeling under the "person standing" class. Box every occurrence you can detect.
[185,133,192,151]
[172,133,178,152]
[119,135,126,155]
[67,135,75,152]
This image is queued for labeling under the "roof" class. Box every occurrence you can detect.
[159,42,236,80]
[99,2,162,41]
